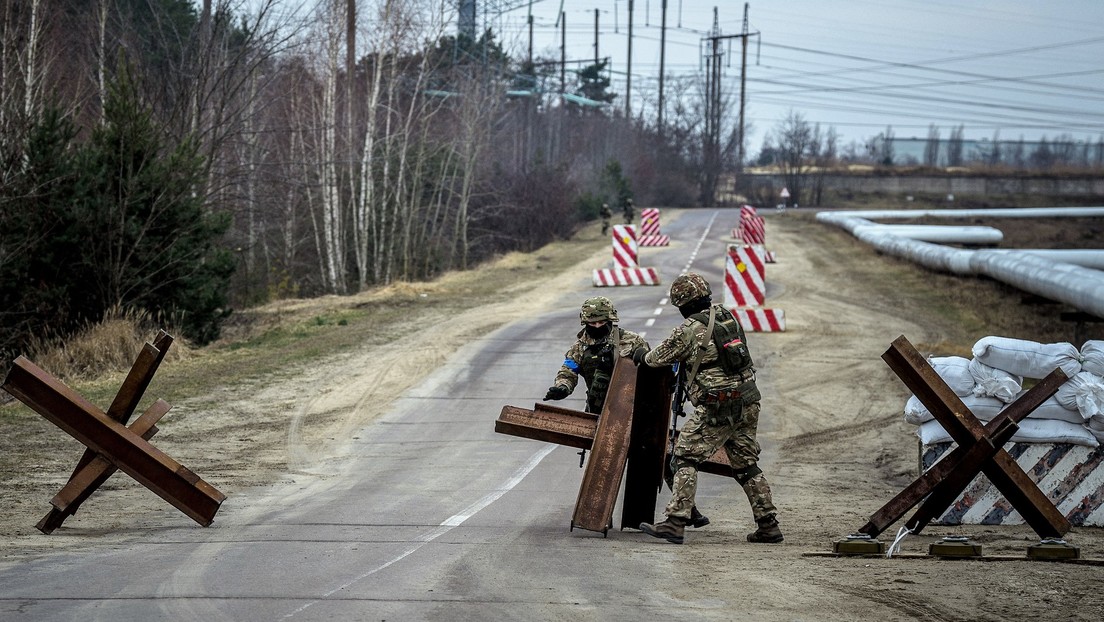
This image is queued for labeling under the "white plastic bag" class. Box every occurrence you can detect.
[917,418,1099,447]
[971,336,1082,379]
[968,358,1022,403]
[1055,371,1104,419]
[904,393,1004,425]
[1082,341,1104,377]
[1007,392,1086,424]
[928,355,976,397]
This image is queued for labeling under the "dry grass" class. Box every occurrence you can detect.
[24,306,191,383]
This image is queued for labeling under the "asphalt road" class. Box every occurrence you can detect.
[0,208,757,621]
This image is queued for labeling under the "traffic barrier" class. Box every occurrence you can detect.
[922,441,1104,527]
[639,235,670,246]
[724,244,786,332]
[740,213,766,245]
[592,268,661,287]
[639,208,669,247]
[723,245,765,307]
[750,244,777,264]
[611,224,638,268]
[732,308,786,332]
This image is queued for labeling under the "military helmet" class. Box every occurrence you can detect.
[669,273,711,307]
[580,296,618,324]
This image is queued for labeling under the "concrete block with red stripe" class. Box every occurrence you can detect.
[723,245,766,307]
[592,268,661,287]
[639,208,670,247]
[724,243,786,332]
[732,308,786,332]
[611,224,639,268]
[595,224,659,286]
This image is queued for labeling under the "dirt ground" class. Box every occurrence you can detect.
[2,209,1102,619]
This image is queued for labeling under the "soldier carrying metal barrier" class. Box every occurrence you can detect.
[631,273,783,545]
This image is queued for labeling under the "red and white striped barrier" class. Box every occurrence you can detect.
[732,308,786,332]
[724,241,786,332]
[923,442,1104,527]
[739,214,766,245]
[740,204,758,220]
[750,244,777,264]
[639,234,670,246]
[612,224,638,268]
[723,245,766,307]
[639,208,670,246]
[592,268,661,287]
[640,208,662,235]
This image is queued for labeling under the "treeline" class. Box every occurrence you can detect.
[0,0,717,362]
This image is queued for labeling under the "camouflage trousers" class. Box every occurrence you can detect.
[665,400,778,523]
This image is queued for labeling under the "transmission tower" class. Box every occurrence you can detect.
[454,0,532,40]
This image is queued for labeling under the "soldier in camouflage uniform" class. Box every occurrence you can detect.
[600,203,613,236]
[630,273,783,545]
[544,297,648,415]
[621,197,634,225]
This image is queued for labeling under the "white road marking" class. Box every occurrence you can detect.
[282,445,557,619]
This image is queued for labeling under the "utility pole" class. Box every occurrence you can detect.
[594,9,599,64]
[658,0,667,136]
[701,4,759,204]
[561,12,566,92]
[626,0,634,118]
[737,3,750,169]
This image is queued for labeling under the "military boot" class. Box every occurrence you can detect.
[690,506,710,528]
[639,516,686,544]
[747,514,784,543]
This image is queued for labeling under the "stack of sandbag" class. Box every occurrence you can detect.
[904,337,1104,448]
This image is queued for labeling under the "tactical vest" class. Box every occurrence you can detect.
[689,306,754,376]
[579,330,621,414]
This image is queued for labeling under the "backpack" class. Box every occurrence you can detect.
[690,306,754,376]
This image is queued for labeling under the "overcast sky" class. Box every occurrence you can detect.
[480,0,1104,152]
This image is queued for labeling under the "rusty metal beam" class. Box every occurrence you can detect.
[4,357,225,527]
[494,403,597,449]
[858,335,1069,539]
[36,399,171,534]
[43,331,176,532]
[620,363,674,530]
[572,356,637,534]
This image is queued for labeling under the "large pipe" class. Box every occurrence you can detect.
[816,208,1104,319]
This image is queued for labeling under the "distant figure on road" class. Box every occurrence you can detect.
[543,296,647,415]
[631,273,783,545]
[622,198,634,225]
[600,203,612,236]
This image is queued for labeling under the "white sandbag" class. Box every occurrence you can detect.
[1054,370,1104,419]
[971,336,1082,379]
[928,355,976,397]
[903,394,1004,425]
[968,358,1022,403]
[1088,415,1104,443]
[917,418,1099,448]
[1082,341,1104,376]
[1010,392,1087,424]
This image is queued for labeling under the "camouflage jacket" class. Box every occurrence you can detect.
[643,304,755,405]
[553,326,648,396]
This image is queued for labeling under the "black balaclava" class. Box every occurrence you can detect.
[584,323,613,339]
[678,295,712,318]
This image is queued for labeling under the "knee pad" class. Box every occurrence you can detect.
[733,464,762,485]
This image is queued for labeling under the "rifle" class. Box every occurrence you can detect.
[666,363,687,488]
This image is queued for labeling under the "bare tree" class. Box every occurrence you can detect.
[772,110,814,205]
[947,124,965,167]
[923,124,940,167]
